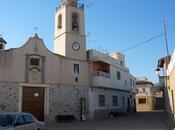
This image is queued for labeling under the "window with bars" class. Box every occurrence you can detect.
[112,96,118,106]
[138,98,147,104]
[99,95,105,107]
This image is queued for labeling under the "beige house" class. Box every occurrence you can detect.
[0,0,136,122]
[135,77,163,112]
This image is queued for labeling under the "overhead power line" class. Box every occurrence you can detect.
[99,33,165,60]
[121,33,165,53]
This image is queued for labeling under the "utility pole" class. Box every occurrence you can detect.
[163,20,175,129]
[163,20,170,57]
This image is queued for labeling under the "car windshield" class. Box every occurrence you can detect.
[0,114,14,127]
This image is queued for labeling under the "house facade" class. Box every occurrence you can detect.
[88,50,136,119]
[0,0,135,122]
[135,77,163,112]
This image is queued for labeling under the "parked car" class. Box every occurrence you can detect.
[0,112,45,130]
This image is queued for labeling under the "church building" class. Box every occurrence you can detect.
[0,0,136,122]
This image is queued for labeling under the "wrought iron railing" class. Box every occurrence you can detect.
[94,71,110,78]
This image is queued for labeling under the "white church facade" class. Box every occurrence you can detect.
[0,0,136,122]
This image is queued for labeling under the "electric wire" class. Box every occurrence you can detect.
[121,33,165,53]
[98,33,165,60]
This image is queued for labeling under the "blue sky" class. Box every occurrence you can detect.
[0,0,175,83]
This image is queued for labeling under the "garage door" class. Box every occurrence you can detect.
[22,87,44,121]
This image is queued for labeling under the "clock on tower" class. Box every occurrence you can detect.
[72,42,80,51]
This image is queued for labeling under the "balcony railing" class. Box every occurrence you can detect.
[93,71,110,78]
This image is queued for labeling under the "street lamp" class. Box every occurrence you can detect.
[155,66,166,114]
[155,67,160,77]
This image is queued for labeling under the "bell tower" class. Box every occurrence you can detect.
[54,0,86,61]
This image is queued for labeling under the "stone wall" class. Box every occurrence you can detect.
[0,82,19,112]
[48,85,89,122]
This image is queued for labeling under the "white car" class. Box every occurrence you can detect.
[0,112,45,130]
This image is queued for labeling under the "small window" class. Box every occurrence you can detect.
[73,63,79,75]
[99,95,105,107]
[0,44,3,49]
[58,14,62,29]
[24,115,35,124]
[138,98,147,104]
[15,115,25,126]
[75,77,78,82]
[72,13,78,32]
[117,71,121,80]
[120,61,123,65]
[30,58,40,66]
[113,96,118,106]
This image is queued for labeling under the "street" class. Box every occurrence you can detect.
[46,111,168,130]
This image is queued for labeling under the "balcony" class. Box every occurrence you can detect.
[94,70,110,78]
[91,61,111,87]
[91,74,111,88]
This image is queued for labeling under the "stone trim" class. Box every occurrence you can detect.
[25,55,29,82]
[18,83,49,88]
[25,54,46,83]
[41,57,46,83]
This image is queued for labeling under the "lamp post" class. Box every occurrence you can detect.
[155,67,166,112]
[155,68,160,77]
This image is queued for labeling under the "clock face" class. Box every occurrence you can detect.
[72,42,80,51]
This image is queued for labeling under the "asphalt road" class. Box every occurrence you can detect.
[46,111,169,130]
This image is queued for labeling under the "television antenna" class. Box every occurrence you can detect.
[78,0,94,8]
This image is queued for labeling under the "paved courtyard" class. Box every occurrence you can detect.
[46,112,169,130]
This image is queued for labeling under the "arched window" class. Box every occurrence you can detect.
[58,14,62,29]
[72,13,78,32]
